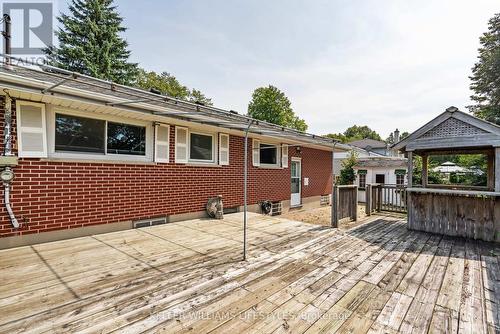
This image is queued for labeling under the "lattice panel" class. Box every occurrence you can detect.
[420,118,487,138]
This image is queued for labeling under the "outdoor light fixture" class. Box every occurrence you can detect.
[1,168,14,183]
[296,146,302,153]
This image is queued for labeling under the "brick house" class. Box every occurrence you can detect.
[0,62,350,248]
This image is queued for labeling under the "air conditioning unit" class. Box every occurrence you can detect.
[320,194,330,206]
[133,217,167,229]
[270,201,282,216]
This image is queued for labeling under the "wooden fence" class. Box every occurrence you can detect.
[332,185,358,227]
[366,184,407,215]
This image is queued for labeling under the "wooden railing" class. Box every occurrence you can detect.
[366,184,407,215]
[332,185,358,227]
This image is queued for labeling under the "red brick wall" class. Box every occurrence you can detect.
[0,98,332,238]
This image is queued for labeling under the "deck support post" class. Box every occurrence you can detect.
[352,185,358,221]
[366,184,372,216]
[332,185,339,227]
[243,120,253,261]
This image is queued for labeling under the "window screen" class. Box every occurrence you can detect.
[107,122,146,156]
[55,114,105,153]
[190,133,213,161]
[260,144,277,165]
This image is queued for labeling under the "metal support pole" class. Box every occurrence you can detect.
[331,142,337,227]
[243,120,253,261]
[2,14,11,67]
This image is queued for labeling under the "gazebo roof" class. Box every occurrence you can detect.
[393,106,500,152]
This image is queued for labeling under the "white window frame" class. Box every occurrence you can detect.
[259,142,280,168]
[16,101,48,158]
[47,107,153,162]
[188,130,216,164]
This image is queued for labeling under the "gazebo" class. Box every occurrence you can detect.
[393,106,500,243]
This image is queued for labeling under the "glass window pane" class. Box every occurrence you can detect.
[55,114,105,153]
[107,122,146,156]
[190,133,213,161]
[359,174,366,188]
[291,178,300,193]
[260,144,277,165]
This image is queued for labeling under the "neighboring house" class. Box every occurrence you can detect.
[349,130,403,157]
[332,146,382,178]
[332,133,408,203]
[432,161,484,175]
[353,157,408,203]
[0,61,351,248]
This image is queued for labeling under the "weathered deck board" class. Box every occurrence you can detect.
[0,212,498,334]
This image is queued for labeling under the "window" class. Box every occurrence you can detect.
[55,114,105,153]
[55,113,146,156]
[376,174,385,184]
[107,122,146,156]
[396,174,405,186]
[359,174,366,189]
[189,132,214,162]
[260,143,278,165]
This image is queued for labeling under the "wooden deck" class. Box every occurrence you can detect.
[0,213,498,333]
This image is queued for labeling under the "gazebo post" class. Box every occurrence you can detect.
[421,153,428,188]
[487,151,495,191]
[407,151,413,187]
[495,147,500,192]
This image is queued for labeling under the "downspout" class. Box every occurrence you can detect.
[3,91,19,228]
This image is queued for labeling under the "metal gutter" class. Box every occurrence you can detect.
[0,55,353,151]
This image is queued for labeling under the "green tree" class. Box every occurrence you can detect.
[325,125,382,143]
[344,125,382,141]
[134,69,213,105]
[325,133,347,143]
[339,150,358,185]
[44,0,138,84]
[469,13,500,124]
[248,85,307,132]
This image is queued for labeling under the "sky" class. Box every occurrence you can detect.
[58,0,498,138]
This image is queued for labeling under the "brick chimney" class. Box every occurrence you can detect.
[394,128,400,143]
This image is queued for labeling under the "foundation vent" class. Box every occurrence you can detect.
[223,206,238,214]
[133,217,167,229]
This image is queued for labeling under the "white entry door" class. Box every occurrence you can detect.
[291,159,301,207]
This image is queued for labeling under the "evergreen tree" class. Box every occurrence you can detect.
[469,13,500,124]
[44,0,138,84]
